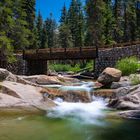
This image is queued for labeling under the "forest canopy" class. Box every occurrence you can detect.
[0,0,140,55]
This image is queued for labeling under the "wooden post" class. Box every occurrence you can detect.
[95,45,98,58]
[46,60,48,75]
[93,59,96,72]
[80,47,82,54]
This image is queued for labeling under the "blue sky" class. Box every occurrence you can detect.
[36,0,71,22]
[36,0,85,22]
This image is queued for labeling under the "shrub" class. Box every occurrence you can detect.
[49,61,93,73]
[130,74,140,85]
[116,57,139,76]
[49,64,71,72]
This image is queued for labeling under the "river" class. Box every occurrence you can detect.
[0,81,140,140]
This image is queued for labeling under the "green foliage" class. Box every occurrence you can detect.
[130,74,140,85]
[49,61,93,73]
[0,0,140,66]
[49,64,72,72]
[36,11,43,49]
[116,57,139,76]
[68,0,84,47]
[22,0,36,48]
[59,4,73,48]
[45,15,57,48]
[0,0,31,62]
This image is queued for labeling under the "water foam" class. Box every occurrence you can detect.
[47,98,107,125]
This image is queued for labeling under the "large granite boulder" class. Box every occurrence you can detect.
[108,85,140,110]
[98,67,122,86]
[1,81,56,111]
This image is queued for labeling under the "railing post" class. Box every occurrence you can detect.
[95,45,98,58]
[50,47,52,55]
[80,47,82,54]
[64,47,66,53]
[23,49,25,59]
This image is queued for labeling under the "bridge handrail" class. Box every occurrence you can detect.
[15,40,140,55]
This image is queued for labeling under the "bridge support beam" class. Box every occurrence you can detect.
[26,60,48,75]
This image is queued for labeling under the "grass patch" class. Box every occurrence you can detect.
[116,57,140,76]
[49,61,93,73]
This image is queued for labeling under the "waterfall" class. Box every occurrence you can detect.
[47,98,107,125]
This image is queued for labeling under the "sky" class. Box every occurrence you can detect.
[36,0,85,22]
[36,0,72,22]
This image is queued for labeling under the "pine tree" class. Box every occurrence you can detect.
[45,14,57,48]
[60,3,67,24]
[127,0,137,41]
[41,23,48,48]
[22,0,35,31]
[59,4,73,48]
[68,0,84,47]
[21,0,36,48]
[136,1,140,40]
[11,0,30,50]
[103,0,115,44]
[85,0,106,45]
[36,11,43,48]
[113,0,124,43]
[0,0,14,54]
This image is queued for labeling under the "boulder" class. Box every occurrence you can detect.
[56,90,91,102]
[0,93,31,108]
[21,75,80,85]
[43,87,92,102]
[0,68,17,82]
[111,81,131,89]
[98,67,122,86]
[93,89,116,98]
[1,81,56,111]
[21,75,62,85]
[108,86,140,110]
[119,110,140,119]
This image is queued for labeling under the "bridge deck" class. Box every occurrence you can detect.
[23,47,98,60]
[23,41,140,61]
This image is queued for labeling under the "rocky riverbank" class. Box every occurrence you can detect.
[1,67,140,119]
[0,68,85,114]
[96,67,140,119]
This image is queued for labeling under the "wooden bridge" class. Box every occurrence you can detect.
[23,46,98,75]
[0,41,140,75]
[23,41,140,61]
[23,46,98,60]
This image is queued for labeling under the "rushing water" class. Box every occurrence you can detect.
[0,81,140,140]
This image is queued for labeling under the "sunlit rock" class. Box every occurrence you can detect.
[98,67,122,86]
[0,68,17,82]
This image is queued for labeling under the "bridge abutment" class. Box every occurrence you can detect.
[26,60,48,75]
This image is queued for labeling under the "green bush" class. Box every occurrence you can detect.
[130,74,140,85]
[49,61,93,73]
[49,64,71,72]
[116,57,139,76]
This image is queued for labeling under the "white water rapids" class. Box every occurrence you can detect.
[47,81,107,125]
[47,98,107,125]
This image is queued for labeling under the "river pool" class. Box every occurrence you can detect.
[0,82,140,140]
[0,109,140,140]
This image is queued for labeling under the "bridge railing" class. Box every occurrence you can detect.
[99,40,140,49]
[23,47,97,56]
[16,40,140,57]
